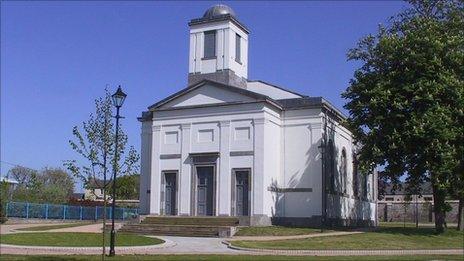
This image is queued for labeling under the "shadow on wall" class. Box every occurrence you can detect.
[268,123,374,228]
[269,134,323,227]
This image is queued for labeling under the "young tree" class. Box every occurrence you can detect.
[64,88,139,256]
[342,0,463,233]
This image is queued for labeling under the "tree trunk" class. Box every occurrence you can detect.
[458,197,464,231]
[102,188,107,259]
[432,182,446,233]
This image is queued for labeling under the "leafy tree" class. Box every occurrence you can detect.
[108,174,140,200]
[0,181,9,223]
[342,0,463,233]
[9,167,74,204]
[7,166,38,186]
[64,88,139,256]
[39,168,75,203]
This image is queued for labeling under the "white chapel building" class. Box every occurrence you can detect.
[139,5,377,226]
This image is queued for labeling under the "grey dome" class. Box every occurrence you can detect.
[203,4,236,19]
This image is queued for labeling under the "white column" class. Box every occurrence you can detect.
[150,125,162,215]
[179,123,192,215]
[252,118,265,215]
[218,120,231,215]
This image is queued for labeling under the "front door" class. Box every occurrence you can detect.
[235,170,249,216]
[164,172,176,215]
[196,166,214,216]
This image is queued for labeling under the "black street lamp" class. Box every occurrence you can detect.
[109,85,126,257]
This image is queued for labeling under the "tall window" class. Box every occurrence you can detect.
[328,139,335,192]
[341,149,347,194]
[204,30,216,59]
[352,152,359,197]
[362,173,368,200]
[235,33,241,63]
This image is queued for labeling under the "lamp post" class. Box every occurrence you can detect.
[109,86,127,257]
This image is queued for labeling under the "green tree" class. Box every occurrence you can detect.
[8,167,74,204]
[39,168,75,203]
[109,174,140,200]
[0,181,9,223]
[7,166,38,186]
[342,0,463,233]
[64,88,139,256]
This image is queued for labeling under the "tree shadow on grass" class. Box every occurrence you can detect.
[374,226,454,236]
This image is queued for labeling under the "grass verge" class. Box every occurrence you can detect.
[232,226,464,250]
[15,223,93,231]
[234,226,323,236]
[0,232,163,247]
[0,255,463,261]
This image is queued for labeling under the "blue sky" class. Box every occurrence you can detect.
[1,1,408,189]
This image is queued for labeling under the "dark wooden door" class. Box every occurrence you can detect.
[235,171,249,216]
[164,172,176,215]
[196,166,214,216]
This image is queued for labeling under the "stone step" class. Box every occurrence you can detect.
[119,224,231,237]
[141,216,239,226]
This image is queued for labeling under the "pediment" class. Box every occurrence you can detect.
[150,80,266,110]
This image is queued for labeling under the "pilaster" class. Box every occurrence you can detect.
[252,118,266,215]
[150,125,162,214]
[218,120,231,215]
[179,123,192,215]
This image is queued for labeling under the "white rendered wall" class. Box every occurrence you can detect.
[262,117,282,217]
[280,109,324,218]
[189,20,248,79]
[144,101,268,216]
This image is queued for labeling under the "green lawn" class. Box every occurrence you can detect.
[0,255,462,261]
[0,232,163,247]
[235,226,324,236]
[15,223,93,231]
[232,226,464,250]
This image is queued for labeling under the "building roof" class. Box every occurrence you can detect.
[146,79,279,111]
[86,178,112,189]
[203,4,236,19]
[139,79,347,122]
[189,5,249,34]
[71,193,85,199]
[247,80,306,98]
[0,177,19,184]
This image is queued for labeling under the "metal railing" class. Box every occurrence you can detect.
[4,201,138,221]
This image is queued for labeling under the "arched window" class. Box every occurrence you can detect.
[340,149,347,194]
[327,139,335,193]
[352,151,359,197]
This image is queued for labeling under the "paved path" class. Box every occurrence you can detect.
[1,222,123,234]
[1,223,462,256]
[230,231,363,241]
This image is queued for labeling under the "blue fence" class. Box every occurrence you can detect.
[5,202,138,221]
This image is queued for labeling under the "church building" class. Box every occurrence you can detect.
[138,5,377,226]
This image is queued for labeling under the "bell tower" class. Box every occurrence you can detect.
[188,4,249,88]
